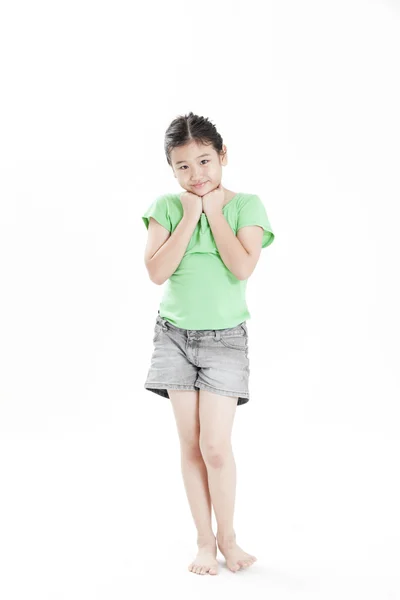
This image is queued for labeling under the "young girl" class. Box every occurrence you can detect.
[142,112,275,575]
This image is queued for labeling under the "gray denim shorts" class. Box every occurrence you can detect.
[144,311,250,405]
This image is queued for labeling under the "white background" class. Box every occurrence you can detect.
[1,0,399,598]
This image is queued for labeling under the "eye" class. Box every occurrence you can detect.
[179,160,209,170]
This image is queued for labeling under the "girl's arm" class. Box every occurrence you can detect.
[144,213,199,285]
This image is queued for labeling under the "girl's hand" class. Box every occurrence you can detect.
[179,191,203,222]
[202,184,225,217]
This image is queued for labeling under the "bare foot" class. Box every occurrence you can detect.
[217,533,257,573]
[188,540,219,575]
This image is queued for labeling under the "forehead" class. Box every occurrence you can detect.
[171,140,216,164]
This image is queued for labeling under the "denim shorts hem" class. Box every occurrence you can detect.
[144,383,197,400]
[144,382,249,406]
[195,382,249,404]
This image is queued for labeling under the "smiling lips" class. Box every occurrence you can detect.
[193,182,207,188]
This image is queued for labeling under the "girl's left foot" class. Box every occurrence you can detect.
[217,533,257,572]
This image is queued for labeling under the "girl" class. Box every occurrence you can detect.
[142,112,275,575]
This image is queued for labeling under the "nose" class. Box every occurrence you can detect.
[191,167,203,181]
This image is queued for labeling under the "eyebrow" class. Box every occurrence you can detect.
[175,153,212,166]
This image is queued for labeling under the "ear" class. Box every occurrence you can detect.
[221,145,228,165]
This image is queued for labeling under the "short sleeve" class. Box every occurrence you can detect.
[142,195,171,232]
[237,195,275,248]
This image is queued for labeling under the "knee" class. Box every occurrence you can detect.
[180,439,203,461]
[199,439,231,468]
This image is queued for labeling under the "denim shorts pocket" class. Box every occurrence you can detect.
[219,326,248,351]
[153,322,163,343]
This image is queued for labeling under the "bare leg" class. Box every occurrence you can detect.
[199,389,257,572]
[169,389,219,575]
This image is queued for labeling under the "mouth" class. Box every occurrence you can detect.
[193,182,207,188]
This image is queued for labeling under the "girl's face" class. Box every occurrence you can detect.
[170,140,228,195]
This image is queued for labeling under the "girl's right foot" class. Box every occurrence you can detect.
[188,538,219,575]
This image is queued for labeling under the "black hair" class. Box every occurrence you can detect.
[164,112,224,167]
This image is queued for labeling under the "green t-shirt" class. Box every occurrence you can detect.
[142,192,274,330]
